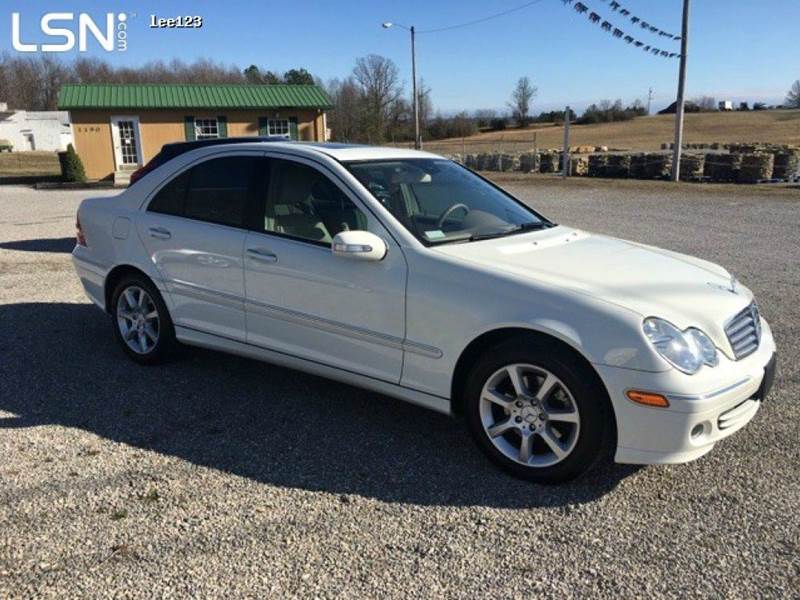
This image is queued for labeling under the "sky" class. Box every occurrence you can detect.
[2,0,798,114]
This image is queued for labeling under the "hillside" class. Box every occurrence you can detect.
[419,109,800,154]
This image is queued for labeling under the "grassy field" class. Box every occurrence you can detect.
[0,151,60,178]
[417,109,800,155]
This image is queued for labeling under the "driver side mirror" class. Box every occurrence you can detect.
[331,230,387,262]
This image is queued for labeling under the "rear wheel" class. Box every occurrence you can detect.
[111,274,175,365]
[464,338,612,483]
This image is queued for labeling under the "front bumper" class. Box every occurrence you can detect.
[597,318,777,465]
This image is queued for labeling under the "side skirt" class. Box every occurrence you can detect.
[175,325,452,416]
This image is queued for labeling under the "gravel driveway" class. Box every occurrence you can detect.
[1,179,798,598]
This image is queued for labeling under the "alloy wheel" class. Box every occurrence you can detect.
[479,363,581,467]
[116,285,160,355]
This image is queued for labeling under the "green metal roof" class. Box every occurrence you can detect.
[58,84,332,110]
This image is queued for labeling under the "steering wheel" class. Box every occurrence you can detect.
[437,203,470,228]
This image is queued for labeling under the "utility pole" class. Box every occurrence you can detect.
[382,22,421,149]
[562,106,571,178]
[647,87,654,115]
[671,0,690,182]
[410,25,420,149]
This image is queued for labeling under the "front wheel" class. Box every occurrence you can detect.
[111,274,176,365]
[464,338,613,483]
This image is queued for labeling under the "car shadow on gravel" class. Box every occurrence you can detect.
[0,302,640,508]
[0,237,75,253]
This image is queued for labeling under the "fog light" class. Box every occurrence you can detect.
[691,423,705,439]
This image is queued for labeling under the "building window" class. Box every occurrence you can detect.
[267,119,290,138]
[195,118,219,140]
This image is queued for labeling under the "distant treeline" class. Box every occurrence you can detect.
[1,53,662,144]
[0,54,315,113]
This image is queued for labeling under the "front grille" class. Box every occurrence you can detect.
[724,302,761,360]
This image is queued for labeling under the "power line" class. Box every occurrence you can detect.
[417,0,546,34]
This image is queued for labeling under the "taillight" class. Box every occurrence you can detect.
[76,215,87,246]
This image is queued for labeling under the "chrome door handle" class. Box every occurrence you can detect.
[148,226,171,240]
[246,248,278,263]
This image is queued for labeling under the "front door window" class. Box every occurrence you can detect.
[117,120,139,165]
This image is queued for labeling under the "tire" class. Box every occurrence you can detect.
[464,336,613,483]
[110,273,176,365]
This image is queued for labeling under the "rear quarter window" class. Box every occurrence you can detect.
[148,170,189,216]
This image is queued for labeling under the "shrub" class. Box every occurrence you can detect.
[489,117,507,131]
[577,99,646,125]
[425,112,478,140]
[60,144,86,183]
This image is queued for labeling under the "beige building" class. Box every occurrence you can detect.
[58,83,332,181]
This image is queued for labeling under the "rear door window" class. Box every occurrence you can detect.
[148,155,261,228]
[184,156,258,228]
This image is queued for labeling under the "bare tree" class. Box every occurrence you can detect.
[385,96,411,143]
[508,76,537,128]
[416,79,433,134]
[72,57,115,83]
[0,54,77,110]
[692,95,717,111]
[352,54,402,143]
[786,80,800,108]
[326,77,363,142]
[473,109,497,129]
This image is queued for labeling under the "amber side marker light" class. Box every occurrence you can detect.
[626,390,670,408]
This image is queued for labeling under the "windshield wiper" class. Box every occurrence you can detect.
[469,221,551,241]
[425,221,555,246]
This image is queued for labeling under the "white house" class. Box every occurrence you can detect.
[718,100,734,111]
[0,103,73,151]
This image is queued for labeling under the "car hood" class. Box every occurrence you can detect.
[435,226,753,354]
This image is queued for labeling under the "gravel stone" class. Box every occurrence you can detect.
[1,181,798,598]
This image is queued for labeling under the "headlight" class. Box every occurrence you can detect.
[686,328,718,367]
[642,318,718,374]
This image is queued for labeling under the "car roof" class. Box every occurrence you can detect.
[159,136,288,158]
[203,140,441,162]
[295,142,441,162]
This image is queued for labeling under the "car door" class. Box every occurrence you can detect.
[137,153,261,341]
[243,155,407,383]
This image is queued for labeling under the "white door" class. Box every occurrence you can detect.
[244,157,407,383]
[137,155,260,341]
[110,116,143,169]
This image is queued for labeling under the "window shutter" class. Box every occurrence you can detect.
[258,117,268,136]
[217,115,228,138]
[288,117,299,140]
[184,116,195,141]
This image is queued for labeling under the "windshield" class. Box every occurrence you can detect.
[345,159,552,244]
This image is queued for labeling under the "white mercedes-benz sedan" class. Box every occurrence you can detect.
[72,140,776,483]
